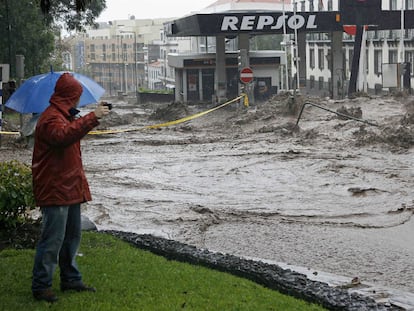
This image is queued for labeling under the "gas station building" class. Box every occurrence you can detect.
[164,0,414,103]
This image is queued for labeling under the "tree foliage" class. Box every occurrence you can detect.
[41,0,106,31]
[41,0,93,13]
[0,0,55,77]
[0,0,105,78]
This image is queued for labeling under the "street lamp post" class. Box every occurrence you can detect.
[108,53,112,96]
[282,0,289,90]
[5,0,12,75]
[117,35,123,94]
[120,30,139,104]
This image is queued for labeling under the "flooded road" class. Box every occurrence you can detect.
[80,95,414,293]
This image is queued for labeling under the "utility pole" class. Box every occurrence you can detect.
[293,0,300,92]
[120,30,139,103]
[282,0,289,90]
[348,25,364,95]
[5,0,12,76]
[399,0,405,91]
[340,0,382,96]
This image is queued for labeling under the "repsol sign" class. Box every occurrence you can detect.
[169,12,342,36]
[221,14,317,32]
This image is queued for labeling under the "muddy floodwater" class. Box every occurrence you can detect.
[78,95,414,294]
[2,94,412,294]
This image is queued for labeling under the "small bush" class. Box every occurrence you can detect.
[0,161,36,230]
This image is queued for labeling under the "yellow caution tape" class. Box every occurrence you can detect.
[89,94,246,135]
[0,131,21,135]
[0,94,247,137]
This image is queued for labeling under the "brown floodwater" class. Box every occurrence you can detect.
[81,96,414,293]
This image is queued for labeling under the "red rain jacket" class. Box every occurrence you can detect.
[32,75,99,207]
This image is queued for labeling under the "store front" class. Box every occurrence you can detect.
[168,51,283,103]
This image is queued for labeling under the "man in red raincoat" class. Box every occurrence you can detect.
[31,73,110,302]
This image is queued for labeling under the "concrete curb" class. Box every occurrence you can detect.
[102,230,404,311]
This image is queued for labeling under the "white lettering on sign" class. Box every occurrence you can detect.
[272,15,289,30]
[221,16,239,31]
[240,16,256,30]
[221,14,317,31]
[257,16,274,30]
[287,15,305,29]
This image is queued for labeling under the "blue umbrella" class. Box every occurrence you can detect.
[5,71,105,114]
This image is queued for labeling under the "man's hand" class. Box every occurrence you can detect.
[94,102,111,119]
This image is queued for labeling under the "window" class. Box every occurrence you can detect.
[318,49,325,70]
[390,0,398,9]
[309,0,314,11]
[122,43,128,62]
[374,50,382,74]
[327,48,332,71]
[309,48,315,69]
[405,51,414,75]
[342,48,347,72]
[348,49,354,72]
[327,0,332,11]
[318,0,324,11]
[318,77,324,90]
[406,29,414,39]
[389,50,398,63]
[310,75,315,89]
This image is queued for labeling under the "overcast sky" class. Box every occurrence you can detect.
[96,0,216,22]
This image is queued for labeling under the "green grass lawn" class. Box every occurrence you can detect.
[0,232,327,311]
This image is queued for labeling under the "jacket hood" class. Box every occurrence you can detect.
[49,73,83,114]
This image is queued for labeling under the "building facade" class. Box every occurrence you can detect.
[301,0,414,96]
[66,17,180,96]
[65,0,414,102]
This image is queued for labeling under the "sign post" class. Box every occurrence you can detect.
[240,67,254,107]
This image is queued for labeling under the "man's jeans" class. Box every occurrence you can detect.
[32,204,83,292]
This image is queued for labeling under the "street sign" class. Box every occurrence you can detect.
[240,67,253,84]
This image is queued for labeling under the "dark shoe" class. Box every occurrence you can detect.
[61,281,96,292]
[33,288,58,303]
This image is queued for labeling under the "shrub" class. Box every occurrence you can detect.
[0,161,36,230]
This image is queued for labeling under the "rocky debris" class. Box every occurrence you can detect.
[352,124,414,149]
[336,106,363,120]
[103,230,400,311]
[258,122,299,135]
[97,110,127,128]
[401,99,414,125]
[149,102,190,121]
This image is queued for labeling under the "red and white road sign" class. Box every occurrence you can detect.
[240,67,254,84]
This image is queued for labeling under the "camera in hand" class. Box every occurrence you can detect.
[102,102,113,110]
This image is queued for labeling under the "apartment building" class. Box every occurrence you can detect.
[67,17,181,96]
[300,0,414,96]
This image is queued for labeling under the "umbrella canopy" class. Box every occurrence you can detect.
[5,71,105,114]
